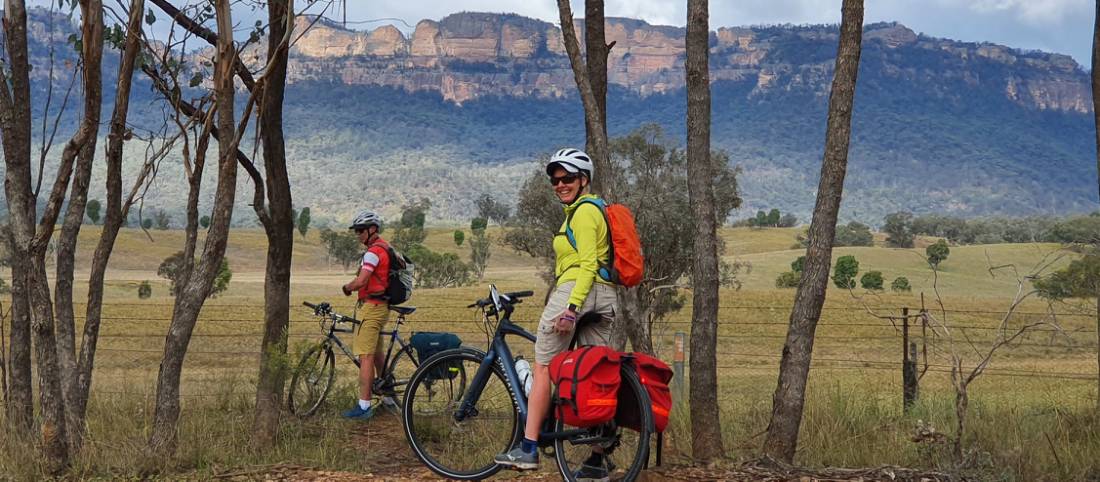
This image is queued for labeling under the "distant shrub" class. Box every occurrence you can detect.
[860,271,884,291]
[775,271,800,289]
[832,255,859,289]
[138,281,152,299]
[891,276,912,293]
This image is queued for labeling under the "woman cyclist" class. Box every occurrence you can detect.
[495,148,617,481]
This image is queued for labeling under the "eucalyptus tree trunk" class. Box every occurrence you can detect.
[763,0,865,463]
[685,0,724,461]
[149,0,241,455]
[251,0,296,448]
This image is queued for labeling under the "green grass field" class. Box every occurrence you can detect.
[2,226,1097,480]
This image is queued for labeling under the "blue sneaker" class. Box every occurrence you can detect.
[342,404,376,420]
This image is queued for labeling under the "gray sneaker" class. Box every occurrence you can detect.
[493,446,539,470]
[575,462,610,482]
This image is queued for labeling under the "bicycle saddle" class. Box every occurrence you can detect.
[389,305,416,315]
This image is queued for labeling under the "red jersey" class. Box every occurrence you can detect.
[357,238,391,305]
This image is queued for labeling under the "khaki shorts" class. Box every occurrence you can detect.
[353,303,390,356]
[534,281,616,365]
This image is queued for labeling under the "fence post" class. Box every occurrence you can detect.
[902,307,918,411]
[673,332,686,400]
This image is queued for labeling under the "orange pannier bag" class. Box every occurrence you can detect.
[626,353,673,432]
[564,198,644,287]
[550,346,622,427]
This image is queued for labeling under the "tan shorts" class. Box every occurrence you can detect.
[353,303,390,356]
[534,281,616,365]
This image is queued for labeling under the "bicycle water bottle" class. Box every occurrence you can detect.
[515,357,533,397]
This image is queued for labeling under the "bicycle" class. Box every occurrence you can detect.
[287,301,425,417]
[401,285,653,481]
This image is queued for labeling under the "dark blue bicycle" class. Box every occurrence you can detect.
[401,285,652,481]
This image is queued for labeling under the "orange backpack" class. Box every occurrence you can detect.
[565,198,644,287]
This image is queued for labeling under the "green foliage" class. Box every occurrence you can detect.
[883,212,914,248]
[86,199,101,224]
[403,244,472,288]
[832,255,859,289]
[475,194,511,225]
[298,207,311,237]
[891,276,912,293]
[470,217,488,234]
[469,230,490,280]
[766,208,781,226]
[754,210,767,227]
[791,256,805,273]
[926,239,950,269]
[860,270,884,291]
[137,280,152,299]
[319,228,361,272]
[155,210,170,230]
[157,252,231,298]
[775,271,800,288]
[453,230,465,246]
[141,218,153,230]
[0,277,8,294]
[391,199,430,251]
[504,124,743,325]
[199,215,211,229]
[1046,216,1100,245]
[1034,255,1100,300]
[835,221,874,247]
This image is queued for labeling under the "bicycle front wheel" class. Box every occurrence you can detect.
[555,363,652,482]
[402,348,519,480]
[287,344,335,417]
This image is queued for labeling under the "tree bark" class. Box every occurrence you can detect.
[584,0,610,163]
[763,0,864,463]
[251,0,295,448]
[149,0,241,456]
[1091,0,1100,412]
[71,0,145,450]
[0,0,36,436]
[54,0,104,454]
[685,0,724,461]
[556,0,612,200]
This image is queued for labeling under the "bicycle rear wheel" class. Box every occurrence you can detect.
[402,348,519,480]
[287,344,335,417]
[554,363,652,482]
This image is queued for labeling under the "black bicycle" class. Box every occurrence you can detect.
[401,285,653,481]
[288,301,422,417]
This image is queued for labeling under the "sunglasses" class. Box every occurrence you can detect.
[354,227,368,234]
[549,173,581,186]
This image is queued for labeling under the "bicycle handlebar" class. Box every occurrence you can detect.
[466,290,534,309]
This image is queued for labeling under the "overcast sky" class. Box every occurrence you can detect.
[30,0,1097,65]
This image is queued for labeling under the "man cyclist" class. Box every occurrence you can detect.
[340,210,397,419]
[494,148,617,481]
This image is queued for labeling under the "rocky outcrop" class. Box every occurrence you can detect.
[279,13,1091,111]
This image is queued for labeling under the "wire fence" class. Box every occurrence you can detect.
[45,301,1094,400]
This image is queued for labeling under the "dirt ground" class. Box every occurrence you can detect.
[211,415,956,482]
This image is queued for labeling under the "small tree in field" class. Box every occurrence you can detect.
[469,217,490,280]
[158,252,232,297]
[199,215,211,229]
[754,210,768,227]
[775,271,800,288]
[86,199,102,225]
[891,276,912,293]
[832,255,859,289]
[860,270,884,291]
[319,228,361,272]
[138,281,152,299]
[142,218,154,230]
[766,208,781,226]
[884,211,915,248]
[155,210,170,230]
[926,239,950,269]
[297,207,311,237]
[778,213,798,228]
[453,230,465,246]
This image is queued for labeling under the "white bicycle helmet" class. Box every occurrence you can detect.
[546,148,594,180]
[349,210,383,230]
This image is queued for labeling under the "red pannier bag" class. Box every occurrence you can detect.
[550,346,622,427]
[616,352,674,432]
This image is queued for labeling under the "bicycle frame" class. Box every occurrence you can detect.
[323,312,410,370]
[454,305,593,446]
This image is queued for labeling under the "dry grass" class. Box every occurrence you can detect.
[2,227,1097,479]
